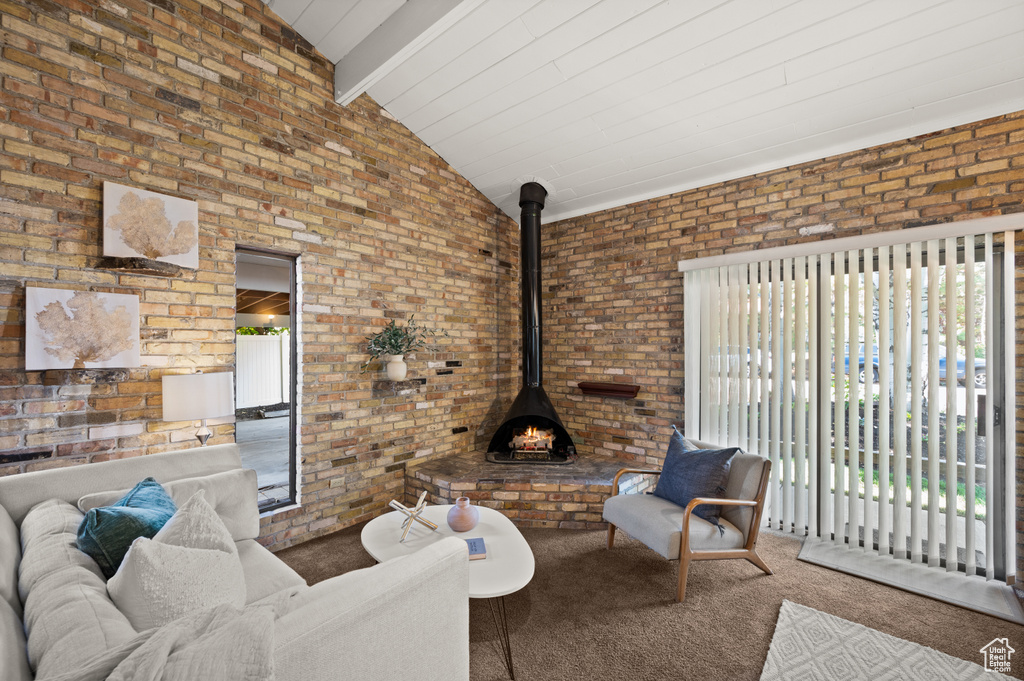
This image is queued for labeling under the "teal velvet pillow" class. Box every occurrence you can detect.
[76,477,177,579]
[654,445,739,529]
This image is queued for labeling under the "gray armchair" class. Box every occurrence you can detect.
[603,442,772,602]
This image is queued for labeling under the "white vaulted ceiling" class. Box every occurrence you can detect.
[264,0,1024,223]
[263,0,407,63]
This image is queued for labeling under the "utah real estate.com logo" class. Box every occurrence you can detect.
[980,638,1014,674]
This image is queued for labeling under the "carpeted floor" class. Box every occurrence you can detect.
[276,525,1024,680]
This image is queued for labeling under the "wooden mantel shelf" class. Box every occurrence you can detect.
[578,382,640,399]
[96,256,184,277]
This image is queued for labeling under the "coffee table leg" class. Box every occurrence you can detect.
[487,596,516,680]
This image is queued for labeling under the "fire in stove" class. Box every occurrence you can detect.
[510,426,554,455]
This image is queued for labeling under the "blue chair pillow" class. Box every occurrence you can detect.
[667,425,701,456]
[654,445,740,528]
[77,477,177,579]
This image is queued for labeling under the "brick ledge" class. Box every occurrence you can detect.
[405,450,656,530]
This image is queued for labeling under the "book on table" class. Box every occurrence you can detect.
[465,537,486,560]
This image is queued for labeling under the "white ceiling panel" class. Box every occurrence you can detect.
[268,0,1024,223]
[383,19,537,119]
[286,0,359,46]
[520,0,603,37]
[367,1,540,105]
[316,0,407,63]
[415,62,566,143]
[608,48,1021,181]
[267,0,405,62]
[400,1,663,133]
[549,0,687,77]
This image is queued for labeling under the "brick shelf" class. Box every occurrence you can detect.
[405,450,656,530]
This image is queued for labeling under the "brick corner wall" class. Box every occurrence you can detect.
[0,0,520,550]
[542,110,1024,579]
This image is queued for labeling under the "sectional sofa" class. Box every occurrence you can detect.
[0,444,470,681]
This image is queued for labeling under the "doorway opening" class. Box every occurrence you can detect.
[235,248,297,510]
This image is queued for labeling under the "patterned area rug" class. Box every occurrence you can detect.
[761,600,1017,680]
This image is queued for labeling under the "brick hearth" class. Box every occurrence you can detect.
[405,451,655,529]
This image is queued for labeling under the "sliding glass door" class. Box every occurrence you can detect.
[683,223,1016,582]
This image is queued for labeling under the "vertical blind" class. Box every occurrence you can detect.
[683,224,1017,582]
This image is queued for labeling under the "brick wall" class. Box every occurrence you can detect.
[1,0,1022,568]
[0,0,519,549]
[543,111,1024,578]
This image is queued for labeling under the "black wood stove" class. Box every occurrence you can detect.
[486,182,575,465]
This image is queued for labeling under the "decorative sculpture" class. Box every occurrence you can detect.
[389,490,438,542]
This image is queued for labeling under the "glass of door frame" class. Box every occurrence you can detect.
[815,242,1008,578]
[235,248,297,511]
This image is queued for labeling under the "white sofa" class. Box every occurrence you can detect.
[0,445,470,681]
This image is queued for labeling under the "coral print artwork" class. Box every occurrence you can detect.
[25,288,140,371]
[102,181,199,269]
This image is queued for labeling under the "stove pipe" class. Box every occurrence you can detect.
[519,181,546,389]
[486,182,575,463]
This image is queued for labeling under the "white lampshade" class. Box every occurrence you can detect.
[162,372,235,422]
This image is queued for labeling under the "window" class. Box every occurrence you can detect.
[682,219,1017,581]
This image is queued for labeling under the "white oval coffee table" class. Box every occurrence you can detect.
[361,504,534,678]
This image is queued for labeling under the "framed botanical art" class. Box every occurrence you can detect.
[102,181,199,269]
[25,287,141,370]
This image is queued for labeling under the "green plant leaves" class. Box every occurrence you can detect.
[361,316,446,372]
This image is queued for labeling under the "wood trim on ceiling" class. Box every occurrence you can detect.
[236,289,291,315]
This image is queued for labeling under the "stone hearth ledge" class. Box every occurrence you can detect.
[405,451,654,529]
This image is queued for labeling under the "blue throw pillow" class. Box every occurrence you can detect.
[77,477,176,579]
[668,425,701,455]
[654,445,740,529]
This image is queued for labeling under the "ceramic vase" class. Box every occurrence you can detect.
[385,354,407,381]
[446,497,479,532]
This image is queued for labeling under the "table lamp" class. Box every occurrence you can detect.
[161,372,235,445]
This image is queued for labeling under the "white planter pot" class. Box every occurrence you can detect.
[385,354,407,381]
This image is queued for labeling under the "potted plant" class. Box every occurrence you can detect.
[361,316,441,380]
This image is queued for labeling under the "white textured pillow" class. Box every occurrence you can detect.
[107,490,246,631]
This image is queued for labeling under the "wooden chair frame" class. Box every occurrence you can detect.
[606,459,773,602]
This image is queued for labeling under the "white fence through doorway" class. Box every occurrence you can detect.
[236,333,290,409]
